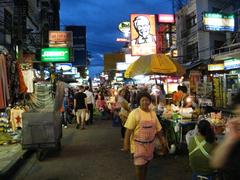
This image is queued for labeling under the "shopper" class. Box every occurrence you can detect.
[96,93,108,120]
[172,85,183,106]
[60,95,68,128]
[84,86,95,125]
[123,91,167,180]
[188,120,217,179]
[211,92,240,180]
[74,86,88,130]
[118,88,131,139]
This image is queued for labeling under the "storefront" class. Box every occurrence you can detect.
[208,60,240,108]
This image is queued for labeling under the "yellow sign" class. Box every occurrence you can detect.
[208,64,224,71]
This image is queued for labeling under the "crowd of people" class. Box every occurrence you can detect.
[59,83,240,180]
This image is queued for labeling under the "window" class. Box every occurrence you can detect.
[186,13,197,29]
[186,42,198,61]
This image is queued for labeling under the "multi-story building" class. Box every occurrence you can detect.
[176,0,236,64]
[0,0,60,60]
[0,0,14,52]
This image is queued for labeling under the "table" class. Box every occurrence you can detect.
[160,118,196,145]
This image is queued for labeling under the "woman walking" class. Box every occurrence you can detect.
[123,91,167,180]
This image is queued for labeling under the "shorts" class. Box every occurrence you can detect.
[76,109,87,122]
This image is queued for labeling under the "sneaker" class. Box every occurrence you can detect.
[76,124,80,129]
[64,126,67,129]
[81,127,86,130]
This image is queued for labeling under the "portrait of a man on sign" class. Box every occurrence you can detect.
[131,14,157,56]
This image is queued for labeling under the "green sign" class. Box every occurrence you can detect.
[41,48,69,62]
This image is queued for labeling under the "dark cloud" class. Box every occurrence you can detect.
[60,0,172,77]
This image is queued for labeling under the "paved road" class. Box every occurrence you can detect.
[12,119,192,180]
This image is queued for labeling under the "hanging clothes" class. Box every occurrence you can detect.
[0,54,10,109]
[6,57,20,105]
[10,107,25,131]
[22,69,35,93]
[17,63,28,94]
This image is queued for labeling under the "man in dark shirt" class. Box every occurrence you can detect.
[74,86,88,129]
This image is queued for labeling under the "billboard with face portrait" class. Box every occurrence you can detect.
[130,14,156,56]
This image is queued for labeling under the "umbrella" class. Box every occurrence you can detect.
[124,54,185,78]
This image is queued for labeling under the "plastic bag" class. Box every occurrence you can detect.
[85,112,90,122]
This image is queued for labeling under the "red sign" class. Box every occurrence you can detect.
[158,14,175,23]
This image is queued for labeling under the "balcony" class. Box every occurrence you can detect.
[212,42,240,61]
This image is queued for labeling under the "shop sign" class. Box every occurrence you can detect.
[116,62,131,71]
[130,14,157,56]
[118,21,130,33]
[116,38,129,42]
[208,64,224,71]
[49,31,72,43]
[125,54,140,64]
[63,67,77,75]
[224,58,240,70]
[158,14,175,23]
[203,12,235,32]
[55,63,72,72]
[41,48,70,62]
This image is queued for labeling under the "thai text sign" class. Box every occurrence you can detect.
[203,13,235,32]
[208,64,224,71]
[49,31,73,47]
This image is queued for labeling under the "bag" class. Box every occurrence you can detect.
[85,112,90,122]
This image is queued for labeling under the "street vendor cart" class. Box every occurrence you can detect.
[22,111,62,160]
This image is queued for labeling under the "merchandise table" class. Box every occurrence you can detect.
[159,117,197,145]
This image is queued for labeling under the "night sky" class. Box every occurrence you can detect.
[60,0,173,77]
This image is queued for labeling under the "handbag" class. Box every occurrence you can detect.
[85,112,90,122]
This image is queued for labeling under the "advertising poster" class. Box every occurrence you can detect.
[130,14,156,56]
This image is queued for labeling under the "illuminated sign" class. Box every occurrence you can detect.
[118,21,130,33]
[63,67,77,75]
[116,38,129,42]
[130,14,157,56]
[116,62,131,71]
[125,54,140,64]
[203,12,235,32]
[158,14,175,23]
[224,58,240,70]
[49,31,73,47]
[55,63,72,72]
[208,64,224,71]
[41,48,70,62]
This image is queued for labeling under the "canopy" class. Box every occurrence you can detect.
[124,54,186,78]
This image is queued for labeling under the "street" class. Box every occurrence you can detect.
[12,119,192,180]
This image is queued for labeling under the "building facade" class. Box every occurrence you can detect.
[0,0,60,61]
[176,0,237,64]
